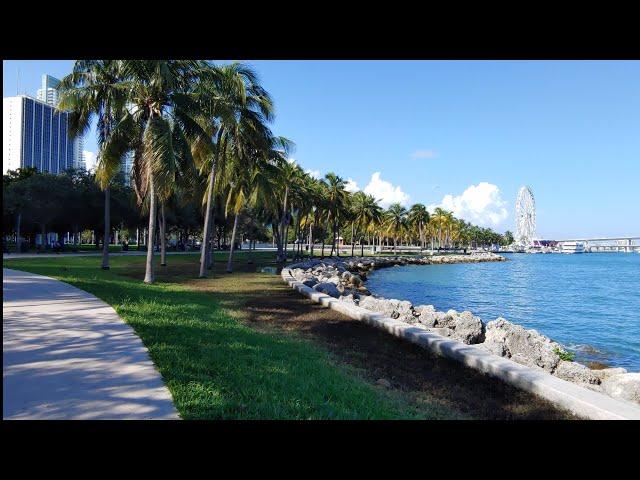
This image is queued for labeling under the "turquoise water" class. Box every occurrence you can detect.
[365,253,640,371]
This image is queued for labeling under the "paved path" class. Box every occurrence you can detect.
[3,268,179,419]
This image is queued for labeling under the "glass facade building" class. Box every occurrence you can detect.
[5,95,76,173]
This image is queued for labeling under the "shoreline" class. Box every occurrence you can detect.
[285,253,639,408]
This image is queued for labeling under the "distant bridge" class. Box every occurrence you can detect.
[552,236,640,253]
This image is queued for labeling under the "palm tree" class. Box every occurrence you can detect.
[408,203,430,250]
[58,60,129,271]
[222,125,281,272]
[195,63,275,277]
[272,159,301,262]
[351,192,383,257]
[323,173,349,257]
[88,60,211,284]
[384,203,408,255]
[430,207,455,249]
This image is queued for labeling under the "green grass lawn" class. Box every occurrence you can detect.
[4,252,462,419]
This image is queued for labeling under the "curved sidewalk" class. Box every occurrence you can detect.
[3,268,179,419]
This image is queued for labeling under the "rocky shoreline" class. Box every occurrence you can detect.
[287,253,639,406]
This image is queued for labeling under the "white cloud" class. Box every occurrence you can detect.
[428,182,508,227]
[411,149,437,159]
[305,168,321,179]
[363,172,410,208]
[83,150,96,171]
[345,178,359,192]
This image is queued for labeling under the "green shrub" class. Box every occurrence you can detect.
[554,347,575,362]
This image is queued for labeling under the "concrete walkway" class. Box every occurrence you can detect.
[3,268,179,419]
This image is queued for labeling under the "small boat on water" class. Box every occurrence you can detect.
[561,241,585,254]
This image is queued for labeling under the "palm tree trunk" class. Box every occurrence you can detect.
[277,187,289,263]
[394,236,397,255]
[308,223,313,258]
[361,236,364,257]
[351,221,356,257]
[144,178,156,284]
[102,187,110,270]
[160,203,167,266]
[329,219,336,257]
[226,213,239,273]
[207,216,216,269]
[284,222,289,258]
[199,163,216,278]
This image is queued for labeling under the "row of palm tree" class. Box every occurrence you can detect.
[58,60,295,284]
[266,165,509,258]
[57,60,509,285]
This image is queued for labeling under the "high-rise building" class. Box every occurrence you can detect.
[36,74,85,171]
[3,95,75,174]
[73,136,85,171]
[120,151,134,186]
[36,74,61,107]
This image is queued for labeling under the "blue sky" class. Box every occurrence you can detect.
[4,60,639,238]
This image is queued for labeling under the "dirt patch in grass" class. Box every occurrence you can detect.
[239,276,577,420]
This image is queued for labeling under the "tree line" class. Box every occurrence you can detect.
[3,60,513,284]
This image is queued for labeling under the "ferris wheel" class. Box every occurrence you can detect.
[515,186,536,246]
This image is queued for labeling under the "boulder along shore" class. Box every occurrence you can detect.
[286,253,639,406]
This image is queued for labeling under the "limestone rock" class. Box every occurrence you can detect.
[302,278,318,288]
[415,305,438,327]
[451,311,485,344]
[482,318,563,372]
[313,282,341,298]
[591,367,628,382]
[554,360,601,386]
[357,296,418,324]
[601,373,640,405]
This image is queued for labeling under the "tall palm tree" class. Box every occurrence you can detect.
[351,192,383,257]
[195,62,275,277]
[273,159,301,262]
[222,124,280,272]
[384,203,408,255]
[323,172,349,257]
[431,207,453,249]
[408,203,430,250]
[58,60,128,271]
[85,60,211,284]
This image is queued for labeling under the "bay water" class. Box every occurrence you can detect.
[365,253,640,370]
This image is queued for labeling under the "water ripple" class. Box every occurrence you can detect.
[366,253,640,370]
